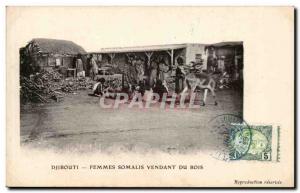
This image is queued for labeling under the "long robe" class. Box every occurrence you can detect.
[175,66,185,93]
[149,62,158,87]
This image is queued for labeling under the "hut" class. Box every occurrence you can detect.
[20,38,87,77]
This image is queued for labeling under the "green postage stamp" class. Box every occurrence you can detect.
[228,124,280,161]
[208,114,280,162]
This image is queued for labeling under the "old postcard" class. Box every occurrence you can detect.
[6,6,294,187]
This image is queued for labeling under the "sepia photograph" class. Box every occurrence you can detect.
[6,6,294,187]
[20,40,244,153]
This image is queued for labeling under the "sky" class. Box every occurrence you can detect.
[7,7,249,52]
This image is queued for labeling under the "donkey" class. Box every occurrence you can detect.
[180,71,218,106]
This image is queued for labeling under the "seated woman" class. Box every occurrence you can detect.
[92,78,106,97]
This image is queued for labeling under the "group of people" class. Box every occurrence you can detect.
[72,54,99,79]
[122,55,171,90]
[92,55,187,98]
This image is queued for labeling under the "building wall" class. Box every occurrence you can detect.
[21,52,77,77]
[185,44,207,68]
[62,56,75,68]
[39,55,77,71]
[215,47,235,57]
[214,46,243,72]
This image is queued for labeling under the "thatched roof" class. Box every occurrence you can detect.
[29,38,86,55]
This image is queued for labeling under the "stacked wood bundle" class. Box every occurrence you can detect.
[20,70,94,104]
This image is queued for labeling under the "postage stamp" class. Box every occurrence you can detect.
[228,124,280,161]
[208,114,280,162]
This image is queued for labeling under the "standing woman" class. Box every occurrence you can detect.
[136,57,145,83]
[75,54,85,77]
[175,57,185,94]
[157,57,167,83]
[90,54,98,80]
[149,60,158,88]
[158,57,171,92]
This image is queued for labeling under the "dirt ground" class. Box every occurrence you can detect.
[20,88,243,154]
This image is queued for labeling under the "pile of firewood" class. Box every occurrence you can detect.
[20,70,94,104]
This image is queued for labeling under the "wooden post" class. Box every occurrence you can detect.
[166,49,174,66]
[145,52,153,68]
[109,53,115,64]
[171,49,174,66]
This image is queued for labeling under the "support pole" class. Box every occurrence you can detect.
[171,49,174,66]
[166,49,174,66]
[145,52,153,68]
[109,53,115,64]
